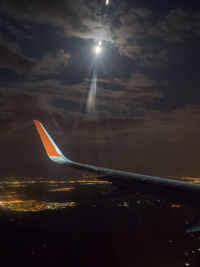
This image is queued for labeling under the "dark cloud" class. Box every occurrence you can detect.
[0,71,162,139]
[121,45,173,67]
[0,42,36,73]
[113,8,200,64]
[32,50,71,76]
[17,71,162,118]
[94,73,162,115]
[150,8,200,42]
[0,41,71,75]
[0,0,94,38]
[0,87,66,139]
[111,8,152,48]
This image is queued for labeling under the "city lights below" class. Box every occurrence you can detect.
[49,187,75,192]
[68,179,111,185]
[0,199,77,212]
[0,176,111,212]
[0,175,199,213]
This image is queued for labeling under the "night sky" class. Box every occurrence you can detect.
[1,0,200,177]
[1,1,200,267]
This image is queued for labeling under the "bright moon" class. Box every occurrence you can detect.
[94,46,102,54]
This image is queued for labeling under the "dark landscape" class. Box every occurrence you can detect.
[0,176,199,267]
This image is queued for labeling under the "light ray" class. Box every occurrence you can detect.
[87,41,103,117]
[87,70,97,116]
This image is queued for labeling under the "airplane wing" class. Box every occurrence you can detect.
[34,120,200,233]
[34,120,200,194]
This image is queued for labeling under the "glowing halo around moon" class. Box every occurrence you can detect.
[94,41,102,55]
[94,45,102,54]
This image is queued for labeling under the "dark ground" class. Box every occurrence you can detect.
[0,177,200,267]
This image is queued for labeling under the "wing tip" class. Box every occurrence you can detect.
[33,120,41,130]
[33,119,61,157]
[33,120,73,165]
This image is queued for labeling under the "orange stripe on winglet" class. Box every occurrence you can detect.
[34,120,60,157]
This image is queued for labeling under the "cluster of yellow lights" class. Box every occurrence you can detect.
[0,188,77,212]
[68,179,111,185]
[170,204,181,208]
[0,177,111,212]
[49,187,75,192]
[179,177,200,184]
[0,200,77,212]
[2,179,66,185]
[166,176,200,184]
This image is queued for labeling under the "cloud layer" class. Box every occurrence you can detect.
[1,1,200,65]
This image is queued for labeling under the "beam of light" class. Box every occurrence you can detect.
[87,71,97,116]
[106,0,109,5]
[87,41,104,117]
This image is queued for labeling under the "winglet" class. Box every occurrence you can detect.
[34,120,72,165]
